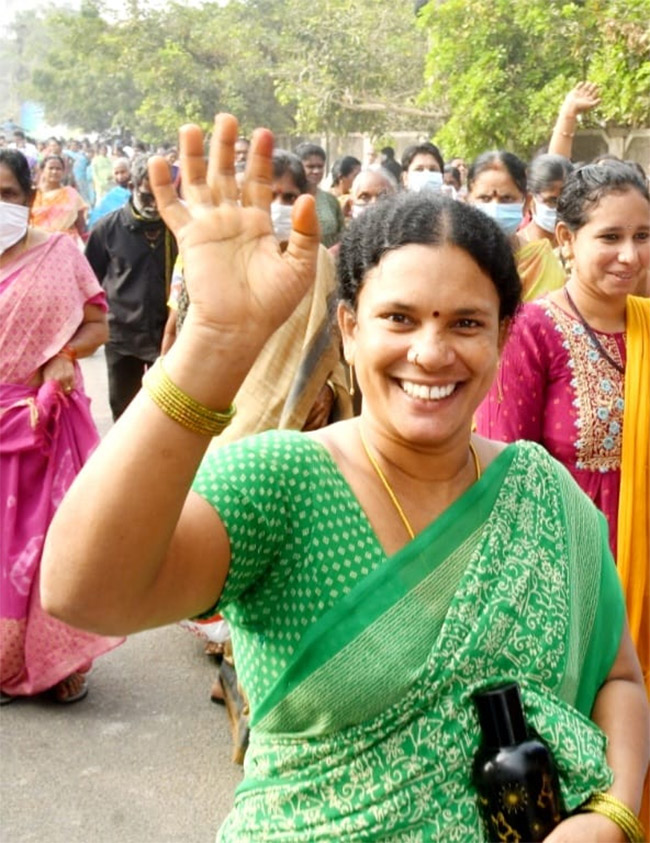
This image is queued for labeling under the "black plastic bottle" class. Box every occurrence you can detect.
[472,682,565,842]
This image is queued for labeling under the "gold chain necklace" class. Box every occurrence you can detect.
[359,428,481,540]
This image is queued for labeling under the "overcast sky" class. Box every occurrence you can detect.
[3,0,211,31]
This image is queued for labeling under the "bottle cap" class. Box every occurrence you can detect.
[473,682,528,748]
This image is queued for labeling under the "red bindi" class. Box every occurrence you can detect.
[433,310,440,318]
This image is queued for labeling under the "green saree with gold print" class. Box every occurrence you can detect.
[192,431,624,842]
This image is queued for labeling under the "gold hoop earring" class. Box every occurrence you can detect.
[560,248,573,274]
[348,362,355,397]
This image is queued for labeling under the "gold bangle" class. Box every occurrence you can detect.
[142,357,236,437]
[578,792,646,842]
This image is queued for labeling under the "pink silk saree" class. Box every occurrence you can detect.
[1,234,123,696]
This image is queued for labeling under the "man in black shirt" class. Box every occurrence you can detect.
[85,156,178,420]
[380,147,403,184]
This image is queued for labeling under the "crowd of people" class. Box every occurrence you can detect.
[1,80,649,841]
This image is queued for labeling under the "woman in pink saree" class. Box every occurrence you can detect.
[0,149,123,705]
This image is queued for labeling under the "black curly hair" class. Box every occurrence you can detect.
[337,192,521,320]
[557,161,649,232]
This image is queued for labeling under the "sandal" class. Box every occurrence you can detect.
[51,673,89,704]
[0,692,15,706]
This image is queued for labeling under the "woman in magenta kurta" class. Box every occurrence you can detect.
[475,297,625,554]
[476,162,649,560]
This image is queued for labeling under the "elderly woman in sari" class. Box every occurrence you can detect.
[42,118,648,841]
[0,150,123,705]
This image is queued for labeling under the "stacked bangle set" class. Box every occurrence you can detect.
[143,357,235,437]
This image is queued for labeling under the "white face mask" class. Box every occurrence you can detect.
[407,169,443,193]
[271,202,293,243]
[351,202,369,219]
[0,201,30,255]
[532,197,558,234]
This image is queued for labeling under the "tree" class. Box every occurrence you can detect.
[417,0,650,159]
[588,0,650,128]
[23,0,140,134]
[7,0,647,150]
[10,0,297,141]
[0,8,60,128]
[273,0,435,137]
[9,0,436,142]
[125,1,295,140]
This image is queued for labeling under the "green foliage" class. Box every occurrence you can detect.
[272,0,432,136]
[20,0,140,133]
[4,0,432,141]
[2,0,648,149]
[418,0,650,159]
[588,0,650,127]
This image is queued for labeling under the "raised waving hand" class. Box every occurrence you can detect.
[149,114,320,365]
[549,82,601,159]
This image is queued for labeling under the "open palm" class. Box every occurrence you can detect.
[148,115,320,355]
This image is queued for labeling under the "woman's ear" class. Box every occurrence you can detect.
[523,192,533,217]
[337,301,357,364]
[555,220,574,260]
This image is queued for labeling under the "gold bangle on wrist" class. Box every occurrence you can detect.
[578,792,646,842]
[142,357,236,437]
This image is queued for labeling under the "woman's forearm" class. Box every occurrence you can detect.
[40,324,256,634]
[592,676,649,812]
[591,625,650,813]
[66,315,109,358]
[549,103,579,159]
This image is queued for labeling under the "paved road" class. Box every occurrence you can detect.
[0,351,242,843]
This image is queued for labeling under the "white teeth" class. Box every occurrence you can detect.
[400,381,456,400]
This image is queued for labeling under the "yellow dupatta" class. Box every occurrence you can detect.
[515,238,566,301]
[618,296,650,696]
[618,295,650,838]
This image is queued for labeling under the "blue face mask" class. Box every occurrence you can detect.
[532,197,557,234]
[475,201,524,235]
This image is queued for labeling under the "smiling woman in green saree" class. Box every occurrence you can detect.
[41,116,649,842]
